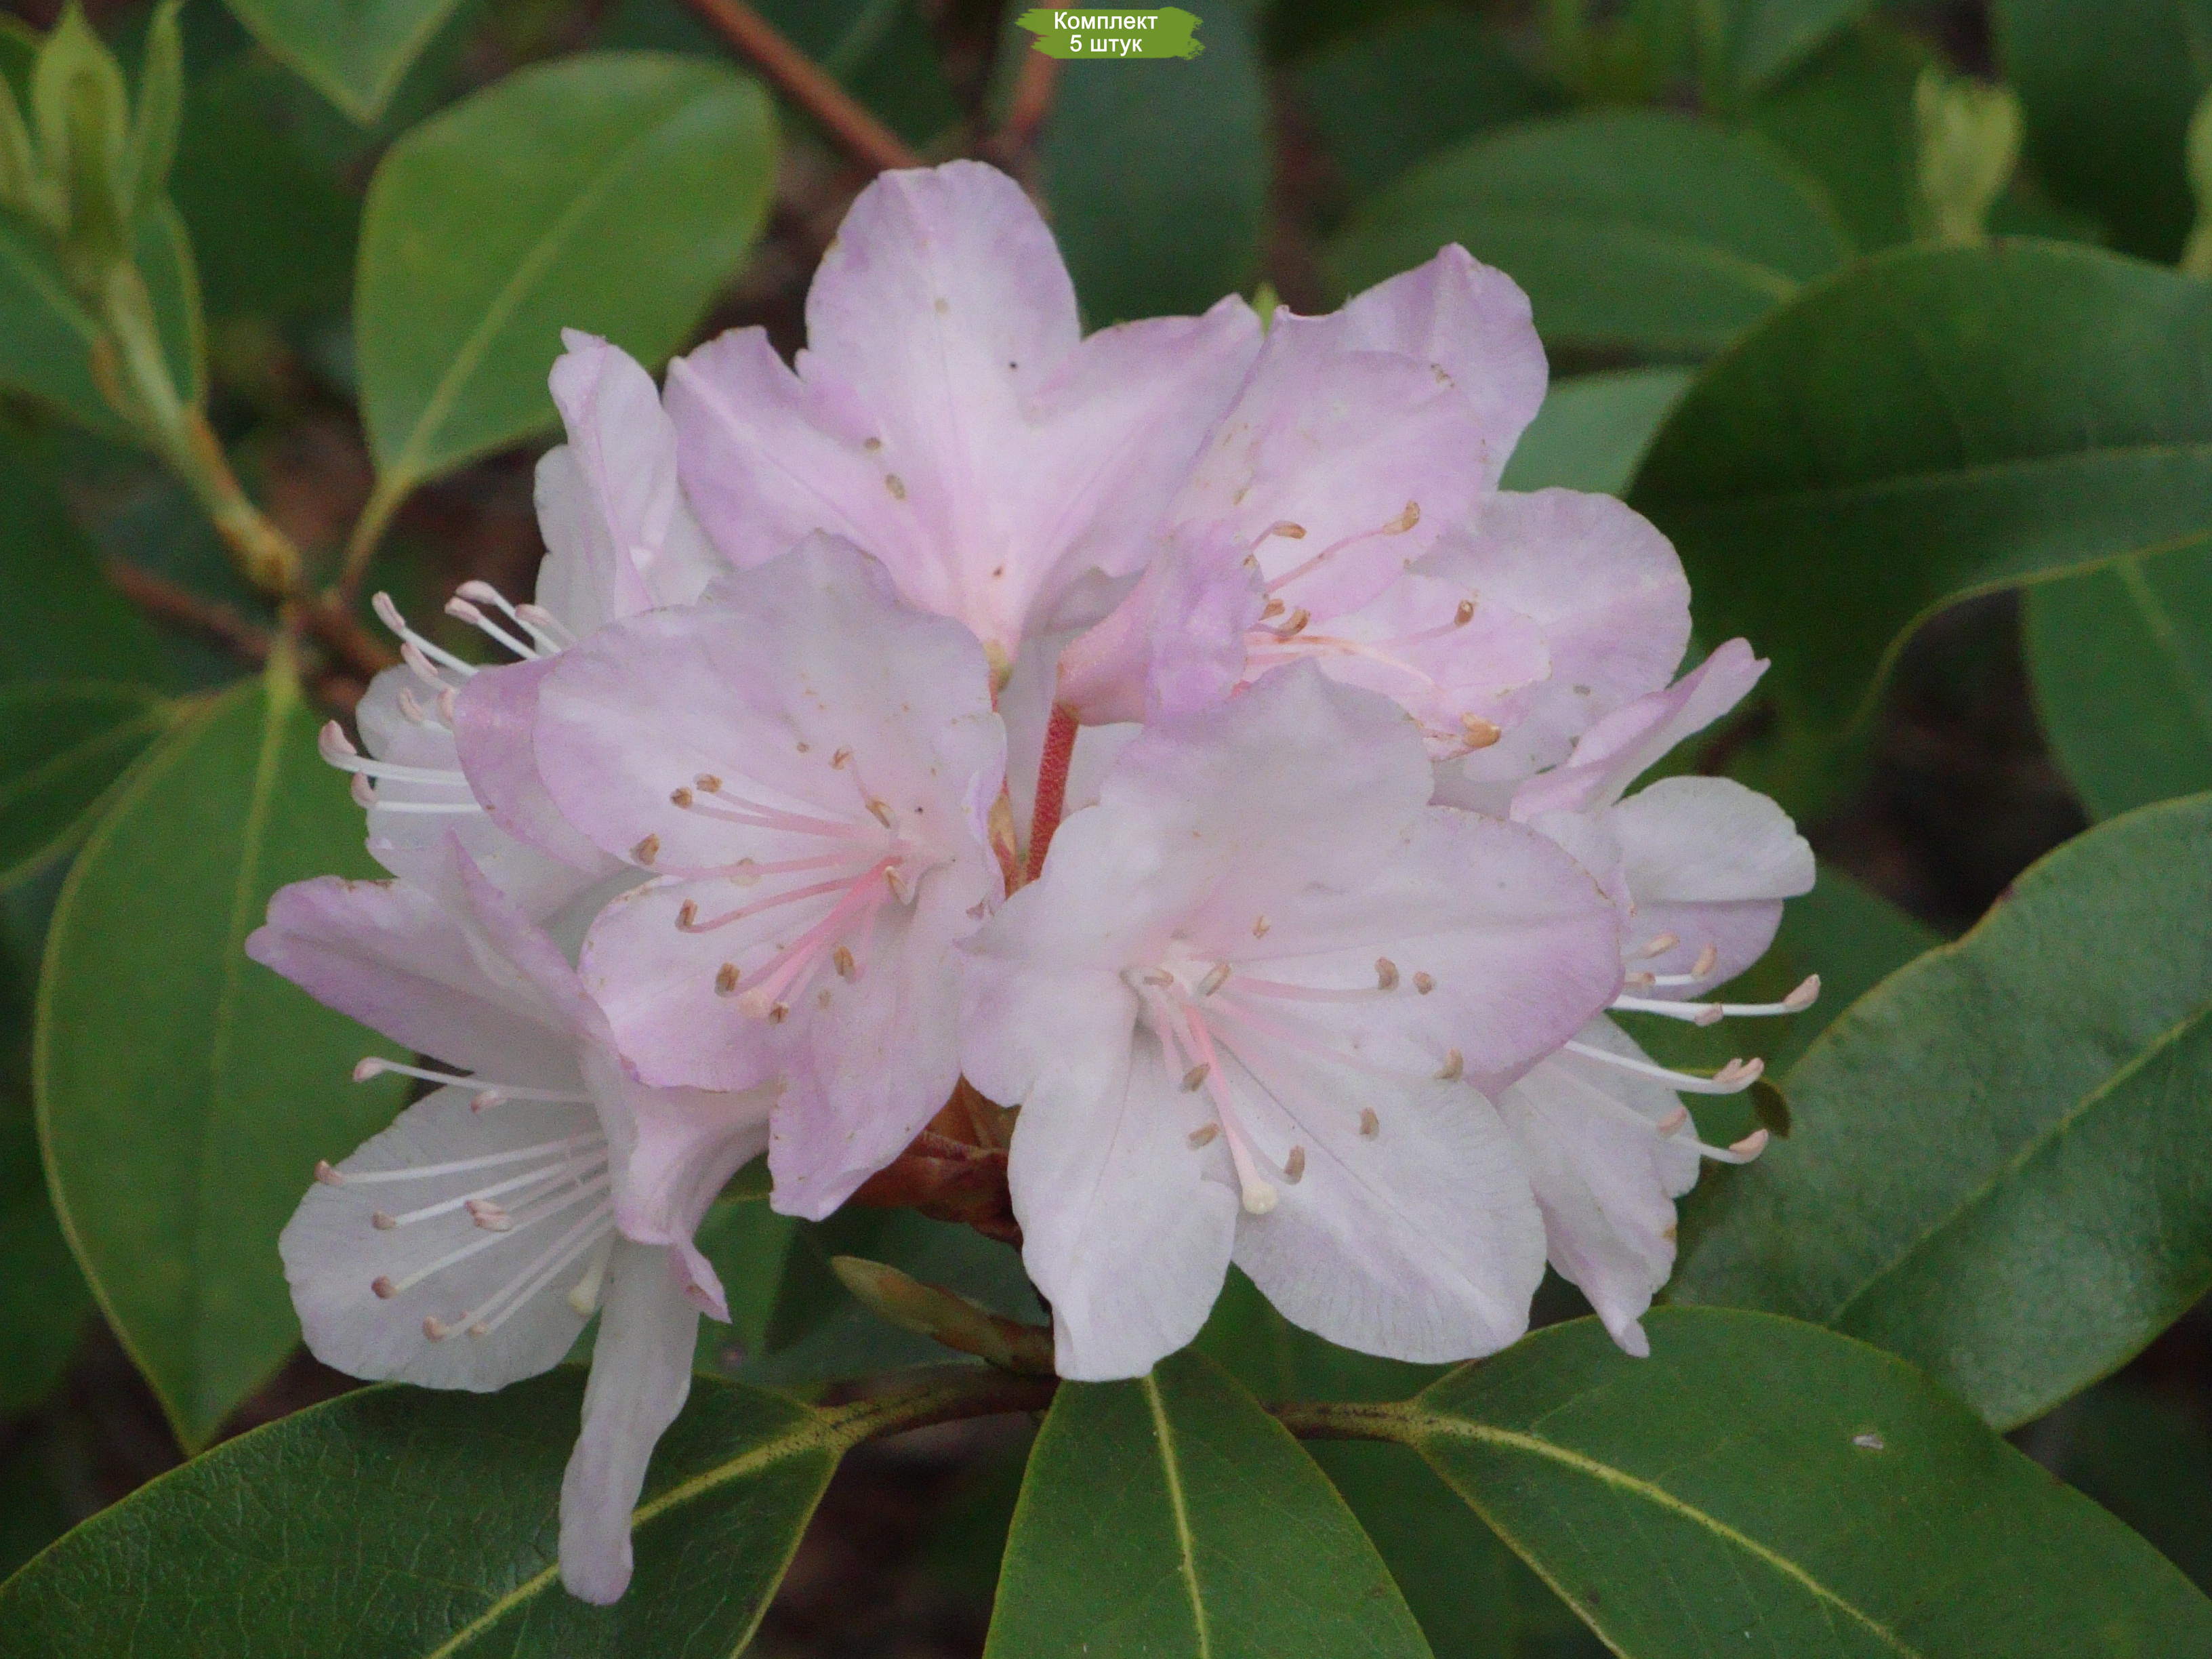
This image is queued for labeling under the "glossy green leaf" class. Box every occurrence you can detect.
[0,682,174,883]
[1399,1308,2212,1656]
[987,1347,1433,1659]
[355,52,775,503]
[1293,12,1560,197]
[1034,0,1267,323]
[0,197,203,438]
[1707,0,1877,102]
[1745,23,1927,252]
[1630,242,2212,739]
[1674,794,2212,1428]
[1195,1271,1600,1659]
[1499,367,1693,497]
[0,1370,851,1654]
[2026,546,2212,819]
[1993,0,2207,260]
[1330,110,1851,356]
[35,666,409,1447]
[220,0,466,123]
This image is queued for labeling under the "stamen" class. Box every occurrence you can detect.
[1437,1050,1463,1081]
[350,1057,590,1103]
[373,593,478,678]
[381,1178,610,1299]
[1265,501,1420,593]
[1563,1042,1765,1095]
[634,834,660,865]
[1692,944,1719,978]
[1197,962,1231,997]
[1187,1123,1220,1149]
[318,723,471,787]
[1610,994,1728,1027]
[1412,972,1435,995]
[327,1128,604,1185]
[1637,932,1681,958]
[679,872,875,933]
[1460,714,1502,750]
[1282,1145,1307,1183]
[455,582,567,653]
[314,1160,343,1185]
[1181,1063,1211,1091]
[1251,915,1270,939]
[1374,958,1399,990]
[1234,975,1395,1004]
[444,596,539,661]
[1358,1108,1380,1138]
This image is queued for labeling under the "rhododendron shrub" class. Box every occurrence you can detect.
[11,10,2212,1654]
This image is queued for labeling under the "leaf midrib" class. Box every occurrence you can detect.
[417,1408,842,1659]
[377,75,719,489]
[1409,1414,1921,1657]
[1142,1371,1214,1659]
[1822,998,2212,1334]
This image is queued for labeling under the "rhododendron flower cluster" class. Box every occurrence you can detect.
[249,161,1813,1603]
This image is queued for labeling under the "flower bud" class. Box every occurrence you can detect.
[830,1255,1056,1375]
[1913,67,2022,247]
[31,4,133,270]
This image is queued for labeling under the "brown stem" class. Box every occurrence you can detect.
[825,1366,1059,1446]
[991,47,1062,171]
[302,594,398,682]
[682,0,921,173]
[106,560,270,663]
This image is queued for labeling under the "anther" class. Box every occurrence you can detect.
[1623,970,1656,987]
[470,1090,504,1112]
[1460,715,1502,750]
[468,1200,512,1232]
[767,1002,790,1025]
[695,773,722,792]
[353,1057,390,1083]
[371,1276,397,1299]
[1187,1123,1221,1148]
[833,946,857,980]
[1412,971,1435,995]
[1267,521,1306,539]
[1637,933,1679,958]
[1692,943,1719,978]
[1261,597,1286,619]
[886,474,907,499]
[1374,958,1399,990]
[1197,962,1231,996]
[1730,1129,1771,1159]
[1142,968,1175,986]
[424,1317,451,1341]
[314,1159,344,1185]
[869,798,895,828]
[832,747,853,769]
[371,1212,397,1231]
[1387,501,1420,533]
[1436,1049,1464,1081]
[318,720,359,760]
[1252,915,1271,938]
[670,787,694,808]
[351,774,377,808]
[1358,1108,1380,1139]
[633,834,660,865]
[715,963,739,996]
[1283,1146,1307,1183]
[1453,599,1475,626]
[1657,1107,1690,1134]
[677,901,699,930]
[1181,1063,1211,1092]
[1783,974,1822,1012]
[1272,608,1311,640]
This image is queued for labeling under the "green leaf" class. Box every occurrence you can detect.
[1992,0,2209,261]
[1629,242,2212,741]
[1033,0,1267,323]
[1707,0,1877,102]
[1399,1308,2212,1657]
[1673,794,2212,1429]
[1745,23,1928,253]
[354,52,775,506]
[35,665,410,1447]
[1317,1443,1606,1659]
[0,1370,849,1654]
[1292,12,1561,198]
[169,49,359,321]
[0,195,202,437]
[1329,110,1851,357]
[220,0,467,123]
[0,681,174,883]
[0,907,86,1416]
[985,1348,1435,1659]
[0,436,167,689]
[1195,1271,1601,1659]
[2026,546,2212,819]
[1499,367,1693,497]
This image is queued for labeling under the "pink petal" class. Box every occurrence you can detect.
[1054,522,1263,726]
[450,657,624,881]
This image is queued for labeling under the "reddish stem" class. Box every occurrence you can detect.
[682,0,921,175]
[1025,703,1080,883]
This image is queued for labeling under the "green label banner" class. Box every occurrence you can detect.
[1015,8,1205,58]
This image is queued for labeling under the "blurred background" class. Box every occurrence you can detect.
[5,0,2209,1652]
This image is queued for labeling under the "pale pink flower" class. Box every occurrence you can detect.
[531,537,1006,1220]
[250,841,775,1603]
[324,331,726,917]
[665,161,1263,667]
[959,666,1623,1380]
[1496,639,1818,1355]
